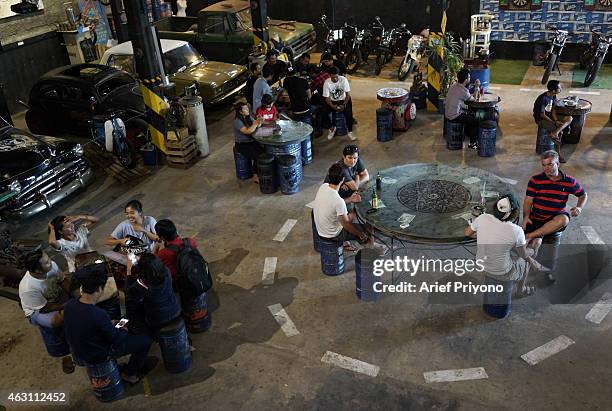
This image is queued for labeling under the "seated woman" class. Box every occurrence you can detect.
[234,101,265,184]
[105,200,158,252]
[125,253,180,337]
[48,214,99,272]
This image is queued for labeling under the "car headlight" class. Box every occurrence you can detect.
[9,180,21,193]
[73,144,84,157]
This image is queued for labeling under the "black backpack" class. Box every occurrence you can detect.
[167,238,212,300]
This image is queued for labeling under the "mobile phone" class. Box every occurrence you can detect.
[115,318,129,329]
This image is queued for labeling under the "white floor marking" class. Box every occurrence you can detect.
[569,90,600,96]
[500,177,518,185]
[521,335,575,366]
[227,322,242,330]
[262,257,277,285]
[519,88,532,92]
[320,351,380,377]
[268,304,300,337]
[488,86,502,90]
[305,201,315,209]
[423,367,488,383]
[585,293,612,324]
[273,219,298,242]
[581,226,605,245]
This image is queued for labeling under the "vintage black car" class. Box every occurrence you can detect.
[0,125,93,218]
[25,64,147,138]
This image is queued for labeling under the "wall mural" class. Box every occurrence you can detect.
[481,0,612,43]
[0,0,44,19]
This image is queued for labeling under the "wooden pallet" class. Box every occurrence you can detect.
[84,144,151,183]
[166,135,198,168]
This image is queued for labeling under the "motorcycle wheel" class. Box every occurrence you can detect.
[541,53,558,85]
[584,55,603,87]
[375,52,385,76]
[346,49,362,74]
[398,56,415,81]
[116,134,137,168]
[579,50,591,70]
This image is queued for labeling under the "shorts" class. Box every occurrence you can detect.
[537,115,570,132]
[484,257,527,283]
[525,212,570,236]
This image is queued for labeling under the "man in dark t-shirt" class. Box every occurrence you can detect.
[283,69,312,126]
[64,269,153,384]
[245,62,261,107]
[533,80,573,163]
[324,145,369,199]
[262,51,288,84]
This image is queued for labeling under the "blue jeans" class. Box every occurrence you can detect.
[28,310,58,328]
[293,110,313,126]
[111,333,153,376]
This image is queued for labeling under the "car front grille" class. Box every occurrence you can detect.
[11,159,90,212]
[288,31,317,58]
[221,71,249,96]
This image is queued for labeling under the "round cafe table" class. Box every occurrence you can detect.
[376,87,416,131]
[355,163,517,244]
[252,119,313,181]
[555,98,592,144]
[465,92,501,122]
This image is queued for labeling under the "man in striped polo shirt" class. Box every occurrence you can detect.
[522,151,588,247]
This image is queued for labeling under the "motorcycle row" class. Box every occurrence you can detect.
[539,25,611,87]
[319,15,426,80]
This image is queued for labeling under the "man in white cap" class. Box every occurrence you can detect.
[464,194,544,300]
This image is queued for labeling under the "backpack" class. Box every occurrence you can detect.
[167,238,212,300]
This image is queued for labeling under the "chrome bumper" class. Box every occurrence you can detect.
[9,167,94,219]
[208,81,247,106]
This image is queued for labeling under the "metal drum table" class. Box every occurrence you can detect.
[466,93,501,122]
[555,98,592,144]
[376,88,416,131]
[253,120,314,184]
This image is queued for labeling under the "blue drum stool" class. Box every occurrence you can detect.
[319,237,345,276]
[39,326,70,357]
[477,120,497,157]
[482,276,513,319]
[233,146,253,180]
[356,248,380,301]
[277,155,300,195]
[444,119,464,150]
[182,292,212,333]
[333,112,348,136]
[159,317,192,374]
[536,125,555,154]
[86,359,124,402]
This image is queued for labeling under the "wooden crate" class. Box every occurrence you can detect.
[166,135,198,168]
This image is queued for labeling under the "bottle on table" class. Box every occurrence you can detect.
[376,172,382,190]
[371,188,378,209]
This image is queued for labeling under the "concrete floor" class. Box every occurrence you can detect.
[1,56,611,411]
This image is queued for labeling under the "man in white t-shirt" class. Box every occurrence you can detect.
[464,194,540,296]
[313,164,369,247]
[18,250,68,328]
[322,66,356,141]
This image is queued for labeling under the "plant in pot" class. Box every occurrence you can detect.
[424,32,463,114]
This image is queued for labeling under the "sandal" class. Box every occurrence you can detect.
[343,242,358,252]
[120,372,142,385]
[515,285,536,298]
[62,356,75,374]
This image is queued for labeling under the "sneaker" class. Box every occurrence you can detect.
[468,142,478,149]
[327,127,336,140]
[347,132,357,141]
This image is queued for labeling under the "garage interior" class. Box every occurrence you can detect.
[0,0,611,410]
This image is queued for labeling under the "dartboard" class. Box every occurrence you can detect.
[512,0,528,5]
[600,0,612,6]
[397,179,471,214]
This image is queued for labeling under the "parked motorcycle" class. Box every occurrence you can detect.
[343,23,373,74]
[541,25,573,85]
[580,31,611,87]
[319,15,345,61]
[373,19,408,76]
[90,108,143,168]
[398,33,424,81]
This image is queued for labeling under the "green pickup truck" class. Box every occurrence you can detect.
[153,0,317,65]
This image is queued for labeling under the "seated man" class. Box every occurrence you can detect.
[309,66,331,137]
[445,68,479,149]
[324,145,369,200]
[64,268,154,384]
[252,66,275,113]
[293,52,315,76]
[313,164,370,250]
[465,195,542,302]
[533,80,572,163]
[522,151,587,280]
[245,62,261,108]
[262,50,288,84]
[19,250,68,329]
[320,52,347,76]
[323,66,355,140]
